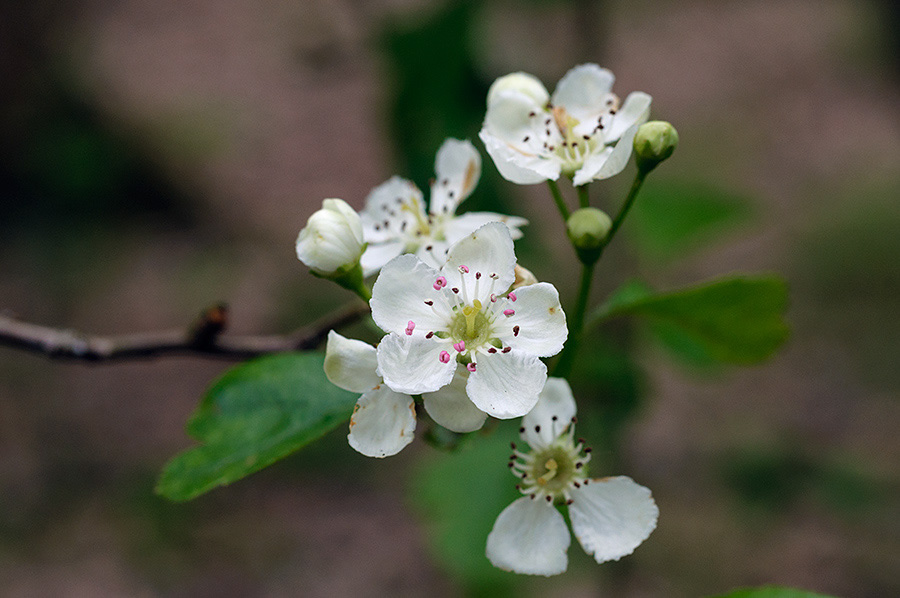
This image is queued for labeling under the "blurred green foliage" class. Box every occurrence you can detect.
[709,586,838,598]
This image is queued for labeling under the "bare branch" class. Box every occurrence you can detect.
[0,303,370,362]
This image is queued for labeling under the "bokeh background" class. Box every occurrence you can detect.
[2,0,899,596]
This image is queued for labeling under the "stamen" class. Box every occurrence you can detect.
[433,276,447,291]
[439,351,451,363]
[508,292,517,302]
[466,362,477,372]
[453,340,466,353]
[405,321,415,336]
[513,325,520,337]
[425,331,434,339]
[503,309,515,317]
[459,265,469,274]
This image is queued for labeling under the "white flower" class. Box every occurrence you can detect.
[325,331,486,458]
[486,378,658,576]
[359,138,528,276]
[479,64,652,186]
[370,222,567,419]
[296,198,365,274]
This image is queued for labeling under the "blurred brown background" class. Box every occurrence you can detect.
[1,0,898,596]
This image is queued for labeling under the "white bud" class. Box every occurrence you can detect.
[296,199,365,275]
[487,72,550,107]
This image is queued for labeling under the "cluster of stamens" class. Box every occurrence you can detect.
[508,416,593,505]
[405,264,523,370]
[518,96,621,174]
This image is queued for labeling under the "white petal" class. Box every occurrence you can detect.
[422,370,487,433]
[370,254,447,334]
[551,63,615,122]
[466,350,546,419]
[360,176,424,243]
[442,222,516,297]
[324,331,381,393]
[486,496,570,576]
[442,212,528,244]
[430,138,481,216]
[347,385,416,458]
[522,377,577,449]
[360,241,405,277]
[480,129,561,184]
[574,122,642,185]
[568,476,659,563]
[495,282,567,357]
[413,240,452,270]
[487,72,550,108]
[604,91,652,142]
[483,89,542,145]
[376,332,456,395]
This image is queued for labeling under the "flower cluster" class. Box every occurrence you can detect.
[294,62,665,578]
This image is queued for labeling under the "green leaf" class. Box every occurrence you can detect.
[156,352,357,501]
[627,179,753,260]
[593,275,789,365]
[708,586,838,598]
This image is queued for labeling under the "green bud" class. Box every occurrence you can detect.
[567,208,612,264]
[633,121,678,174]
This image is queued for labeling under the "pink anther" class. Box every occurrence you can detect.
[508,292,517,302]
[453,340,466,353]
[466,362,477,372]
[405,320,415,336]
[433,276,448,291]
[439,351,451,364]
[503,309,515,317]
[459,265,469,273]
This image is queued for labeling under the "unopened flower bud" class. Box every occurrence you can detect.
[487,72,550,107]
[567,208,612,264]
[633,121,678,174]
[296,199,365,275]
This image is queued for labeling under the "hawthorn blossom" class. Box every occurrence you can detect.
[370,222,567,419]
[486,378,658,576]
[359,138,527,275]
[324,331,486,458]
[295,198,365,274]
[479,64,652,186]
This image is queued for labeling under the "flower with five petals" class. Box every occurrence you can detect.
[359,138,527,275]
[479,64,651,186]
[486,378,658,575]
[370,222,566,419]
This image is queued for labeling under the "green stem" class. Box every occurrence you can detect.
[577,184,590,208]
[552,261,595,379]
[547,179,570,221]
[601,170,647,251]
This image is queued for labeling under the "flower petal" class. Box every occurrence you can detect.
[551,63,615,122]
[480,130,561,184]
[347,385,416,458]
[522,377,577,449]
[467,349,546,418]
[360,241,405,277]
[370,254,447,334]
[360,176,424,243]
[495,282,567,358]
[442,222,517,297]
[422,370,487,433]
[442,212,528,245]
[376,332,456,395]
[324,331,381,393]
[574,121,642,185]
[568,476,659,563]
[487,72,550,108]
[486,496,570,576]
[430,138,481,216]
[296,199,365,273]
[604,91,652,142]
